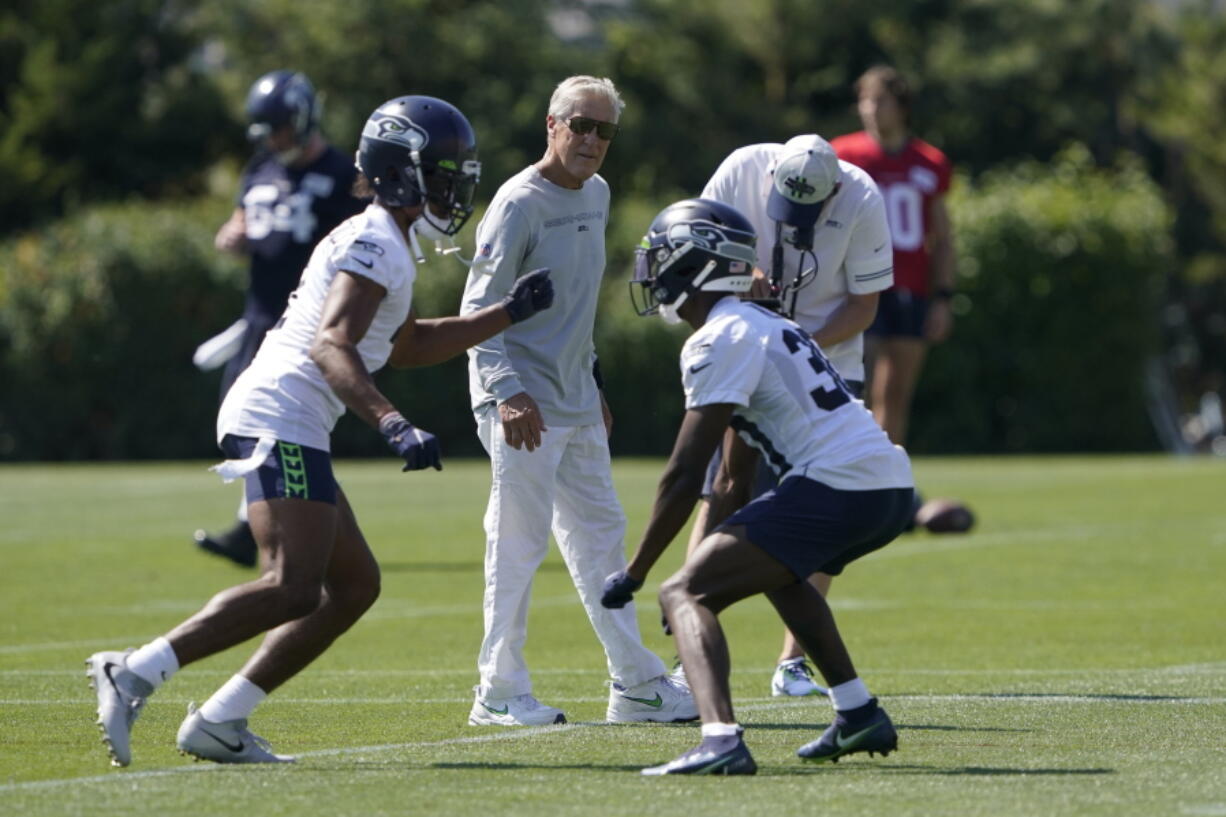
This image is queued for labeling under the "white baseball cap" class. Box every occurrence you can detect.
[766,134,842,228]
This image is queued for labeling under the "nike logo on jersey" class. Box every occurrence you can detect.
[350,256,374,269]
[873,243,888,253]
[200,727,245,754]
[689,362,713,374]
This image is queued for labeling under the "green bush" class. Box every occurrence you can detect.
[0,197,243,460]
[911,145,1173,453]
[0,148,1176,461]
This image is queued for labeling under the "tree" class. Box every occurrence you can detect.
[0,0,232,234]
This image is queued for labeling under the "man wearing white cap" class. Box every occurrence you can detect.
[693,134,895,698]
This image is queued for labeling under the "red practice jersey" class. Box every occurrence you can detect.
[831,131,951,295]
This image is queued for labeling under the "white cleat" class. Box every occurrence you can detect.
[468,690,566,726]
[85,649,154,767]
[607,673,698,723]
[176,703,294,764]
[770,658,828,697]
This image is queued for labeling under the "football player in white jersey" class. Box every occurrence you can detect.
[601,198,914,775]
[696,133,896,699]
[85,96,555,768]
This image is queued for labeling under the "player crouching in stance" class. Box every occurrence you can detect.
[601,198,914,775]
[85,96,555,767]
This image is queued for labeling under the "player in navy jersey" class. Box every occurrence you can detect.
[195,71,366,567]
[602,198,913,775]
[87,96,555,767]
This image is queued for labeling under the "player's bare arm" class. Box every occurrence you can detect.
[389,307,512,369]
[309,269,396,428]
[599,388,613,438]
[811,291,880,349]
[706,430,760,533]
[924,197,956,344]
[389,268,554,368]
[625,402,736,581]
[214,207,248,254]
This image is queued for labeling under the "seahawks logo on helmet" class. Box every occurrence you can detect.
[666,220,729,252]
[363,112,428,150]
[664,220,757,266]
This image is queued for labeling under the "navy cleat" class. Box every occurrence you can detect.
[796,698,897,763]
[642,734,757,776]
[193,520,257,568]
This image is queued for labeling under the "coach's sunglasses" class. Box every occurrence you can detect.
[566,116,619,141]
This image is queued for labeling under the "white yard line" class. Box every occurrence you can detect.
[4,693,1224,794]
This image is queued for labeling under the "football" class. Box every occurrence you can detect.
[915,498,975,534]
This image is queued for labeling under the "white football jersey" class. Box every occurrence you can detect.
[681,297,912,491]
[218,204,417,450]
[701,143,893,382]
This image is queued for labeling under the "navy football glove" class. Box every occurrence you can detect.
[502,268,554,324]
[601,570,643,609]
[378,411,442,472]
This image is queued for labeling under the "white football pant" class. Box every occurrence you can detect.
[475,413,666,699]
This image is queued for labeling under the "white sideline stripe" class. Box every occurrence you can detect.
[0,723,583,794]
[0,638,149,655]
[5,694,1225,794]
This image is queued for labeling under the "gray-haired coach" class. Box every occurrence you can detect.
[460,75,695,728]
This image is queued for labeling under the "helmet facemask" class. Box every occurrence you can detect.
[413,156,482,237]
[630,230,755,323]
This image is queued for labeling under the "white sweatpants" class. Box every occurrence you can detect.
[476,413,666,698]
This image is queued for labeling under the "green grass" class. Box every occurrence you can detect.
[2,455,1225,816]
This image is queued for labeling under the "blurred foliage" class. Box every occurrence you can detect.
[2,0,1224,458]
[915,146,1172,452]
[0,198,241,459]
[0,0,234,232]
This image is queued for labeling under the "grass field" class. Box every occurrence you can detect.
[1,455,1224,816]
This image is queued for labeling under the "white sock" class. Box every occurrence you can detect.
[701,722,741,738]
[126,637,179,689]
[828,678,871,712]
[198,675,267,723]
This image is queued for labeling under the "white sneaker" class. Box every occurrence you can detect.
[85,649,154,767]
[668,660,689,692]
[607,674,699,723]
[468,689,566,726]
[770,658,828,697]
[176,703,295,763]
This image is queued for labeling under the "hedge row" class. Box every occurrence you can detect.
[0,146,1171,461]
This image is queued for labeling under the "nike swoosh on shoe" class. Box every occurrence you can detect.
[200,728,245,753]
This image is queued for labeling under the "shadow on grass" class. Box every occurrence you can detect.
[879,764,1115,777]
[431,761,644,773]
[746,722,1032,733]
[965,693,1202,703]
[425,761,1113,777]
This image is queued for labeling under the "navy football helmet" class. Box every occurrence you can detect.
[631,198,757,320]
[245,70,319,147]
[355,95,480,236]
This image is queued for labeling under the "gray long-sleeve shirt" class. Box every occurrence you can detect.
[461,165,608,427]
